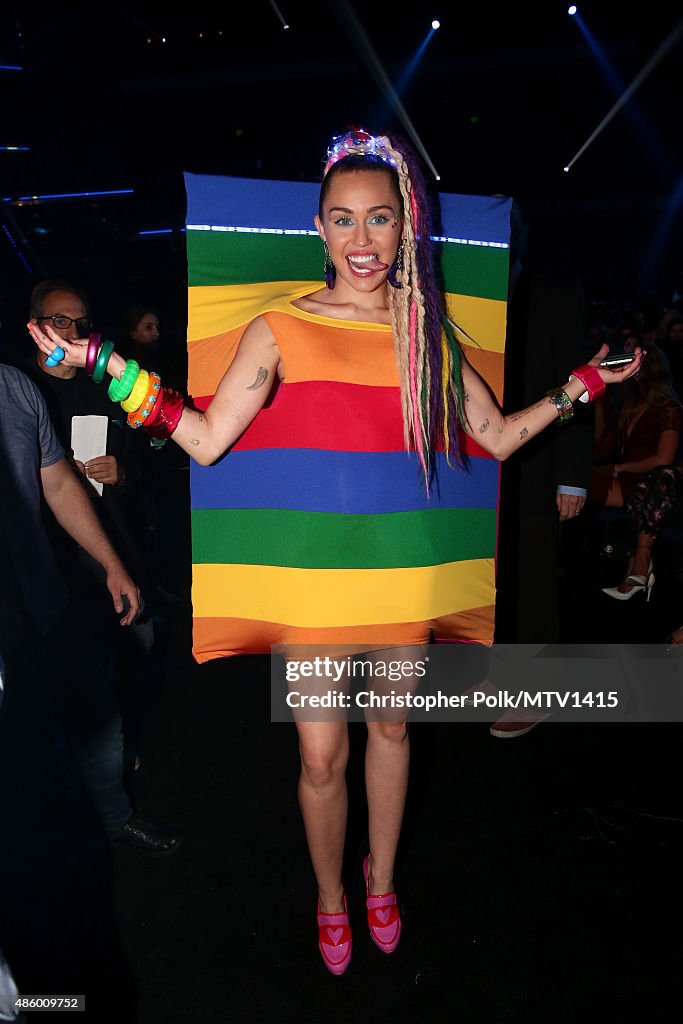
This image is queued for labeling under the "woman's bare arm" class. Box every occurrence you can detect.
[172,317,281,464]
[28,316,281,466]
[459,346,643,461]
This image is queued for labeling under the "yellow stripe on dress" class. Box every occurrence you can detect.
[191,559,495,627]
[187,281,506,352]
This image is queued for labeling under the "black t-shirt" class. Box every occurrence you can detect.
[22,362,147,586]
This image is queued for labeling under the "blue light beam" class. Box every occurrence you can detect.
[393,25,439,98]
[564,15,683,172]
[329,0,440,180]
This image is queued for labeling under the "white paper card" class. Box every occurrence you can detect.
[71,415,108,496]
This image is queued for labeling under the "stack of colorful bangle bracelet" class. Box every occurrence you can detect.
[85,334,187,440]
[98,355,181,438]
[104,357,161,426]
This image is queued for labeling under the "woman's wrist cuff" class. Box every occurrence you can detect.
[568,363,605,403]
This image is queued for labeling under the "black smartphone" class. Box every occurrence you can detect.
[599,351,637,368]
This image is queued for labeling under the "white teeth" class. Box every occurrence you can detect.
[347,254,376,263]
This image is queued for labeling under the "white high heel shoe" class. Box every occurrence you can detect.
[602,561,655,602]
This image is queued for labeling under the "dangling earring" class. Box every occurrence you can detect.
[387,238,405,289]
[323,241,336,290]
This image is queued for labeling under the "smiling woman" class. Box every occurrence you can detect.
[27,126,643,978]
[316,169,402,292]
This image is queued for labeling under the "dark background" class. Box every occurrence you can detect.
[2,8,683,1019]
[1,1,682,354]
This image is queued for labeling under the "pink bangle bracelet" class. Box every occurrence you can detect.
[569,363,605,403]
[85,332,101,376]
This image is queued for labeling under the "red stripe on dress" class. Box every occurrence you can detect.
[191,381,494,458]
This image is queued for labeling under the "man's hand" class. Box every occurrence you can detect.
[41,458,139,623]
[85,455,122,486]
[557,492,586,521]
[105,564,141,625]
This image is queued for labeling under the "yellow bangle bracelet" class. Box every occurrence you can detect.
[121,369,150,413]
[127,372,162,428]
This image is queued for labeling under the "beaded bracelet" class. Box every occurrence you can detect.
[121,369,150,413]
[108,359,140,403]
[568,363,605,404]
[545,388,574,424]
[85,333,101,377]
[91,340,115,384]
[127,372,162,428]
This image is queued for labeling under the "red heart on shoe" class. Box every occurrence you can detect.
[326,927,344,944]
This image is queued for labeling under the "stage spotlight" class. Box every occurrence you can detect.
[568,6,577,14]
[563,166,570,172]
[432,20,440,29]
[335,0,440,181]
[268,0,290,30]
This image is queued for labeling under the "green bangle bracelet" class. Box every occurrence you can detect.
[91,340,115,384]
[108,359,140,402]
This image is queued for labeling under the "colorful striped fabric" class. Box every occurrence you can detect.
[185,172,511,662]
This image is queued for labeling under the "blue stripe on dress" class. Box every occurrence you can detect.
[190,449,499,514]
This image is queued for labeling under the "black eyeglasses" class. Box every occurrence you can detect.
[37,315,92,332]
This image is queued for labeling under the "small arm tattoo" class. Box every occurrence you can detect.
[509,400,545,423]
[519,427,528,439]
[478,418,490,433]
[190,439,200,446]
[246,367,268,390]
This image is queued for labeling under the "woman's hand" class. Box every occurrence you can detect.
[27,320,88,367]
[589,343,645,385]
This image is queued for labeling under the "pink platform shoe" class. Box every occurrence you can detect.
[317,895,352,975]
[363,854,402,954]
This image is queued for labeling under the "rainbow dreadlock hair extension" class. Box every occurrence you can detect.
[321,129,466,488]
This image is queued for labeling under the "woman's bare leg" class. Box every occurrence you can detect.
[363,644,425,893]
[295,720,349,912]
[617,533,655,593]
[365,718,409,893]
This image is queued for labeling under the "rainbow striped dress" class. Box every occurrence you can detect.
[190,288,499,661]
[185,173,510,663]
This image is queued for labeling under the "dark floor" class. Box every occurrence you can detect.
[3,522,683,1023]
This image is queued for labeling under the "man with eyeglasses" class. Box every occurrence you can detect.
[16,279,182,856]
[30,280,128,491]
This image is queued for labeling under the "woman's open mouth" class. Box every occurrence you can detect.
[346,253,388,276]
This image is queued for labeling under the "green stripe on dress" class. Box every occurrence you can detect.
[191,507,496,569]
[187,231,508,301]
